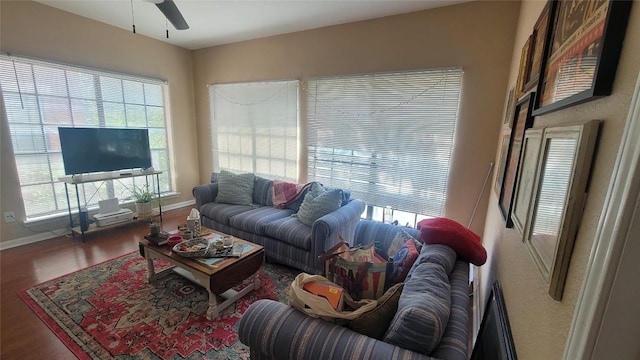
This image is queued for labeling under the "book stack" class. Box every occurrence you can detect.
[144,231,170,246]
[303,281,345,311]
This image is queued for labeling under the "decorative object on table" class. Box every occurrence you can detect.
[517,121,599,300]
[534,0,632,115]
[144,231,169,246]
[19,252,298,360]
[523,1,556,95]
[133,184,155,216]
[172,238,210,258]
[187,208,201,237]
[166,234,183,247]
[149,222,161,236]
[498,92,535,228]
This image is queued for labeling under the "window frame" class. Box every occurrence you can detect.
[0,54,173,220]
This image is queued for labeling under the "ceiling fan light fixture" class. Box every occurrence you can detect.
[153,0,189,30]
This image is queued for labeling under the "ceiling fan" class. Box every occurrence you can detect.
[147,0,189,30]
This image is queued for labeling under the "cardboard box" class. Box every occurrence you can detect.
[303,281,344,311]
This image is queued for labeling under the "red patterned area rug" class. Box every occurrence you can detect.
[19,252,299,359]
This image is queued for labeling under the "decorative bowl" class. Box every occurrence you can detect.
[167,235,183,247]
[172,238,210,258]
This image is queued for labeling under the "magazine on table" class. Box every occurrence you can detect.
[196,243,255,268]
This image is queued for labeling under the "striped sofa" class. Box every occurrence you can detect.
[192,174,366,274]
[238,220,471,360]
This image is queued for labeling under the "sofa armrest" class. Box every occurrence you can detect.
[192,183,219,209]
[311,199,365,272]
[238,299,434,360]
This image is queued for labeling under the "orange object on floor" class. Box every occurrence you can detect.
[303,281,344,310]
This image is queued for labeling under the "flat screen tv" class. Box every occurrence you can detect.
[58,127,152,175]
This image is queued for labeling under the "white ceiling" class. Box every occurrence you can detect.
[35,0,472,50]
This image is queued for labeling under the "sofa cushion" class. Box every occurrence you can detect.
[406,244,457,281]
[263,216,313,250]
[200,202,254,225]
[229,207,293,236]
[215,170,255,205]
[418,217,486,266]
[384,262,452,355]
[295,183,343,226]
[253,176,273,206]
[348,283,404,340]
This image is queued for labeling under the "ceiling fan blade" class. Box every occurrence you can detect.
[155,0,189,30]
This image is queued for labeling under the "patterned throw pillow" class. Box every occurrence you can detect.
[348,283,404,340]
[295,183,343,226]
[215,170,255,205]
[386,239,419,286]
[387,229,423,258]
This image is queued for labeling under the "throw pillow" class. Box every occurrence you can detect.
[348,283,404,340]
[386,239,419,287]
[295,183,343,226]
[387,229,423,258]
[215,170,255,205]
[418,217,487,266]
[384,262,452,355]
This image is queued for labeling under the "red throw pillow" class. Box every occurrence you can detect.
[417,218,487,266]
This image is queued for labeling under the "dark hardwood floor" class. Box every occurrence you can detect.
[0,206,192,359]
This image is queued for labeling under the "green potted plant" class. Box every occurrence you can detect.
[133,185,155,216]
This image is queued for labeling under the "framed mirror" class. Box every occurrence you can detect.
[521,120,599,300]
[511,128,544,236]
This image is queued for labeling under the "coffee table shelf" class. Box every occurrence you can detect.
[139,232,264,320]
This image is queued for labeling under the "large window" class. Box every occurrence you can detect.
[0,55,172,219]
[209,80,298,181]
[307,68,463,221]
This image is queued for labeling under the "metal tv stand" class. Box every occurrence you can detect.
[59,170,163,241]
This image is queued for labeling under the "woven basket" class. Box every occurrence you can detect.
[172,238,210,258]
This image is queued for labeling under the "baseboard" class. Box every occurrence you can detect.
[0,200,195,251]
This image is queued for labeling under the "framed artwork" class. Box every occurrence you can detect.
[498,93,535,228]
[511,128,543,237]
[503,86,516,127]
[495,133,511,196]
[523,121,599,300]
[515,35,533,98]
[523,1,556,93]
[534,0,632,115]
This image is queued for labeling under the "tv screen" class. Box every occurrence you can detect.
[58,127,152,175]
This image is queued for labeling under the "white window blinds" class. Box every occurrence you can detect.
[209,80,299,181]
[0,55,171,219]
[307,68,463,217]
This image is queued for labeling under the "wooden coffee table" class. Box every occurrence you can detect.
[139,229,264,320]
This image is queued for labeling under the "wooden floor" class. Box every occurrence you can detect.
[0,207,192,359]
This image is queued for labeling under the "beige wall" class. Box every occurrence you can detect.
[192,1,521,235]
[7,1,634,358]
[480,1,640,359]
[0,1,198,243]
